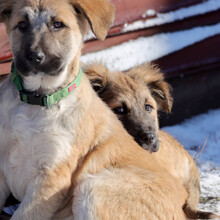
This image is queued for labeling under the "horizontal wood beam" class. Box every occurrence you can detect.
[83,9,220,54]
[154,34,220,78]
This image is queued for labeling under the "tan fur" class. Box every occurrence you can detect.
[126,63,173,113]
[83,62,220,219]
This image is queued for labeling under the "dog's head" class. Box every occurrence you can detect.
[0,0,114,90]
[84,63,173,153]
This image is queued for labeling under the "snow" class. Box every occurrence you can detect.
[163,109,220,165]
[123,0,220,33]
[81,22,220,71]
[198,163,220,214]
[163,109,220,214]
[84,30,96,41]
[142,9,156,18]
[3,205,19,216]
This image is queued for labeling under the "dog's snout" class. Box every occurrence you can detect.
[141,133,155,145]
[151,141,159,152]
[26,50,45,64]
[136,132,159,153]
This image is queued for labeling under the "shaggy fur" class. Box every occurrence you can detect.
[83,62,220,219]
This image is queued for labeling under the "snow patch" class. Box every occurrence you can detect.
[123,0,220,33]
[163,109,220,214]
[163,109,220,165]
[84,30,96,41]
[81,22,220,71]
[142,9,157,18]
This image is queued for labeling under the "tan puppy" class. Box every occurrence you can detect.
[83,62,220,219]
[0,1,188,220]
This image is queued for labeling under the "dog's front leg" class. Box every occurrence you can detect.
[0,170,10,214]
[11,170,71,220]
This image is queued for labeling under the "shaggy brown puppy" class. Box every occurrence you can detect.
[0,0,188,220]
[83,62,220,219]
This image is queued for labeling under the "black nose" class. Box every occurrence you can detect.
[138,132,159,152]
[141,133,155,145]
[26,50,45,64]
[151,141,159,152]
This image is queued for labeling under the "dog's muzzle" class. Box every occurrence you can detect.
[135,132,159,153]
[26,50,45,65]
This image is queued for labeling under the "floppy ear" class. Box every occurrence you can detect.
[83,63,109,94]
[147,73,173,113]
[72,0,115,40]
[128,63,173,113]
[0,0,14,23]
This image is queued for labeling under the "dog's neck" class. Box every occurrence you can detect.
[21,53,81,95]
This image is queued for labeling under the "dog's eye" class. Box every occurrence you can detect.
[113,107,125,115]
[52,21,65,30]
[113,106,127,115]
[145,104,153,113]
[18,21,28,31]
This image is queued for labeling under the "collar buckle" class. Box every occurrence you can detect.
[19,90,48,107]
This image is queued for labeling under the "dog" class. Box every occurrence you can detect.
[83,62,220,219]
[0,0,210,219]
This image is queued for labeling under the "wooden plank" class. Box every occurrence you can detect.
[154,34,220,78]
[83,9,220,54]
[154,34,220,125]
[0,24,13,62]
[160,65,220,126]
[0,62,11,76]
[111,0,203,26]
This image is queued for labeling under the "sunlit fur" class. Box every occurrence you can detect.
[84,62,220,219]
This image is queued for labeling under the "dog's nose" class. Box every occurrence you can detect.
[26,50,45,64]
[151,141,159,152]
[141,133,155,145]
[140,132,159,152]
[134,132,159,152]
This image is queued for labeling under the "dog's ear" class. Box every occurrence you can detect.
[147,73,173,113]
[83,63,109,94]
[128,63,173,113]
[0,0,14,23]
[72,0,115,40]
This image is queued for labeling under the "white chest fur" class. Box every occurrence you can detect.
[0,78,80,201]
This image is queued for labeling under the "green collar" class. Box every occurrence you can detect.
[11,62,82,108]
